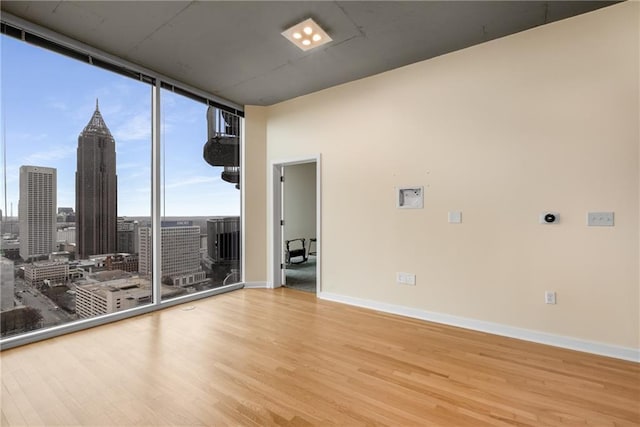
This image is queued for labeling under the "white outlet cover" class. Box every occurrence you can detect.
[396,272,416,286]
[587,212,614,227]
[448,211,462,223]
[545,291,557,304]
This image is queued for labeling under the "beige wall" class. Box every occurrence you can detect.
[255,3,639,350]
[283,163,317,248]
[243,106,267,283]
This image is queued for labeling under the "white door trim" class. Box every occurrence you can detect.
[269,155,321,294]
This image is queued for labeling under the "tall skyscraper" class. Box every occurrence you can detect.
[18,165,57,261]
[76,100,117,259]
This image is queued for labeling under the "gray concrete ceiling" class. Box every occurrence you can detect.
[1,1,617,107]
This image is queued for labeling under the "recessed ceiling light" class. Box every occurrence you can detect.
[281,18,332,52]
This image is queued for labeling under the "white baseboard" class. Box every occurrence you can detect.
[242,281,269,289]
[319,292,639,363]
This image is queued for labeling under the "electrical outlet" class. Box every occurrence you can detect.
[545,291,557,305]
[397,272,416,286]
[587,212,614,227]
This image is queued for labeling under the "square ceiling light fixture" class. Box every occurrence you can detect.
[281,18,332,51]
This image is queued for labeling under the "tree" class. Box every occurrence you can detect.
[22,307,43,331]
[1,310,19,335]
[161,275,174,286]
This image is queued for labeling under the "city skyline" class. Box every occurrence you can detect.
[1,34,242,339]
[1,34,240,218]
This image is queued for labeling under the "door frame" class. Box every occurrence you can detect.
[270,154,321,294]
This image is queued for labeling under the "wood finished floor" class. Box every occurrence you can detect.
[1,288,638,426]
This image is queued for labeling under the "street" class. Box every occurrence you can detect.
[14,278,75,328]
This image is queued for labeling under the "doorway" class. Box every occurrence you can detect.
[271,156,320,294]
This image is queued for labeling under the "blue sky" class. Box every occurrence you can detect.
[1,35,240,217]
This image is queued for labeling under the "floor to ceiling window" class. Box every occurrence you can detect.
[159,89,241,301]
[0,34,153,338]
[0,21,243,346]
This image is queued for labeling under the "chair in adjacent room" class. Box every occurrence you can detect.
[285,238,307,264]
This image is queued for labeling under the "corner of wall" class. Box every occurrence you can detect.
[243,106,268,282]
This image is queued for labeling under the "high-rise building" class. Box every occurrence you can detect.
[0,257,15,311]
[76,100,117,259]
[206,217,240,264]
[138,223,202,279]
[138,226,152,276]
[117,217,138,254]
[18,165,57,261]
[57,226,76,245]
[57,207,75,223]
[58,207,74,215]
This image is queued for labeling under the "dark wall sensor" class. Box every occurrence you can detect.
[540,212,559,224]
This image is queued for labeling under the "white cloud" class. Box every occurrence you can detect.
[120,165,150,180]
[10,132,48,143]
[113,113,151,142]
[48,100,68,111]
[164,175,219,189]
[2,164,19,184]
[118,162,143,170]
[22,145,76,165]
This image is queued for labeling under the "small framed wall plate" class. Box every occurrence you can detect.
[397,186,424,209]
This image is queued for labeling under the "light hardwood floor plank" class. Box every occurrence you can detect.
[1,288,638,426]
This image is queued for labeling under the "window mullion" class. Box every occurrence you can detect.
[151,82,162,305]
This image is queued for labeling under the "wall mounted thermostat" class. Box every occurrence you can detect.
[539,212,559,224]
[397,186,424,209]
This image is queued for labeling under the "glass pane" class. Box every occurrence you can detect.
[0,35,152,339]
[159,89,241,301]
